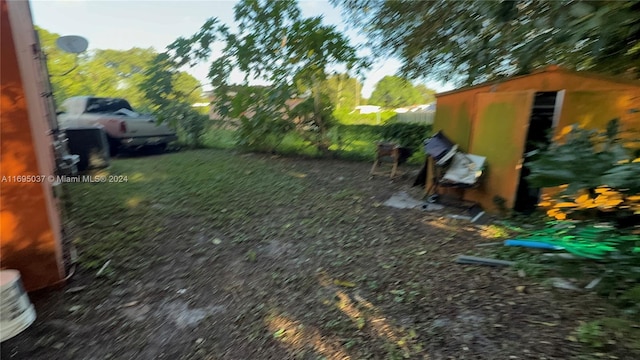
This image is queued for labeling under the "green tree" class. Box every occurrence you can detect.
[334,0,640,85]
[414,84,436,104]
[36,26,88,101]
[139,53,206,147]
[36,26,202,113]
[369,75,422,108]
[90,48,156,110]
[320,73,362,110]
[167,0,365,154]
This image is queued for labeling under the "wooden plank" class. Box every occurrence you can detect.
[455,255,515,267]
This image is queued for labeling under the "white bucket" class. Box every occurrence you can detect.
[0,270,36,342]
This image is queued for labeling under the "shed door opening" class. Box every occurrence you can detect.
[514,91,561,212]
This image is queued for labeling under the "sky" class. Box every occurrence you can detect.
[30,0,454,98]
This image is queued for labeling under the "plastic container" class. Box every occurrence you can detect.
[0,270,36,342]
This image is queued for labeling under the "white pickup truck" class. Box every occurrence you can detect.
[57,96,177,155]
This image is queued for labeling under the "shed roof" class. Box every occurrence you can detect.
[436,65,640,98]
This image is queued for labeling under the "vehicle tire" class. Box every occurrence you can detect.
[152,143,168,154]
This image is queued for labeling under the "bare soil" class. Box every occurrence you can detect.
[1,151,630,359]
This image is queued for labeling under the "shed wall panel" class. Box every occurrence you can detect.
[431,67,640,213]
[0,0,65,291]
[465,91,534,211]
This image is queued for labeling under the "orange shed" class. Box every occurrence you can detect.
[1,0,66,291]
[430,66,640,213]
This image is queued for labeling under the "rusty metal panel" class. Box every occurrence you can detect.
[465,91,535,211]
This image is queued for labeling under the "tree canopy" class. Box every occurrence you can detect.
[36,26,202,111]
[168,0,366,153]
[334,0,640,85]
[320,73,363,110]
[369,75,427,108]
[414,84,436,104]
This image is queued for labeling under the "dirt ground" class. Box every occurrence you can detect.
[1,151,629,359]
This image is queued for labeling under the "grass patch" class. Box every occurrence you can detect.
[574,318,640,352]
[65,150,306,268]
[40,148,640,359]
[202,127,237,149]
[275,132,323,157]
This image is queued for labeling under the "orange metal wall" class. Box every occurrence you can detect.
[558,90,640,135]
[464,91,534,210]
[435,68,640,149]
[1,0,65,291]
[431,67,640,212]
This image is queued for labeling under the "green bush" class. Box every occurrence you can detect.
[380,122,432,151]
[201,117,432,165]
[334,108,397,125]
[202,127,236,149]
[329,124,381,161]
[527,119,640,221]
[328,122,431,163]
[155,101,209,148]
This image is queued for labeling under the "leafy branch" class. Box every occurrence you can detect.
[164,0,367,154]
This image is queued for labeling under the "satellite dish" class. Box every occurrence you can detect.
[56,35,89,54]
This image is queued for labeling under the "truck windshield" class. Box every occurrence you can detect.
[85,98,133,113]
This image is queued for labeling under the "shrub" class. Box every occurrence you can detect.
[155,101,209,148]
[527,119,640,221]
[379,122,432,152]
[333,108,397,125]
[329,124,381,161]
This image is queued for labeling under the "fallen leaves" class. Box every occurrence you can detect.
[333,279,356,288]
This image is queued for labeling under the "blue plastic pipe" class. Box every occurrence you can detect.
[504,239,564,250]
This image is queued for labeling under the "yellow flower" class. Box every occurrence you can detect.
[585,202,599,209]
[601,199,623,208]
[555,202,578,208]
[594,195,607,204]
[555,212,567,220]
[575,193,591,204]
